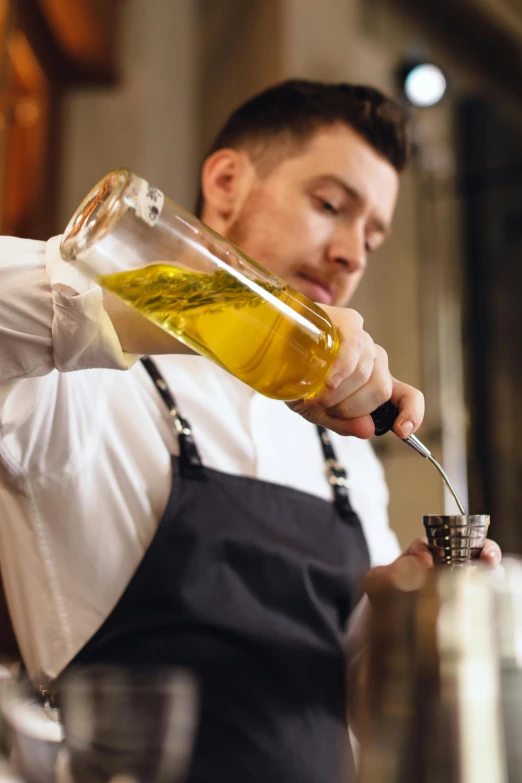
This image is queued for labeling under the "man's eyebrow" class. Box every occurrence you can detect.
[313,175,391,236]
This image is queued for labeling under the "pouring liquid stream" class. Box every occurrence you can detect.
[427,453,467,515]
[402,434,468,515]
[373,403,468,515]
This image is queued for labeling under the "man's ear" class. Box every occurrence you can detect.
[200,149,255,230]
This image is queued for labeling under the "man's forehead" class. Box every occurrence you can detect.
[291,123,388,166]
[279,126,398,203]
[251,123,366,175]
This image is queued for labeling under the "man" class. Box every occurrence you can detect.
[0,80,499,781]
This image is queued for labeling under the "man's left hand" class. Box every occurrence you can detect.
[364,537,502,607]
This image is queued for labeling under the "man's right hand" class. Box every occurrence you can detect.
[287,306,425,439]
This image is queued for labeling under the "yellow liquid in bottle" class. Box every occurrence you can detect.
[98,263,339,400]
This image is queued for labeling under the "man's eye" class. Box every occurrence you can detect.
[317,198,338,215]
[365,238,382,255]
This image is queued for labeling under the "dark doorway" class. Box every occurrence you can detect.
[458,98,522,552]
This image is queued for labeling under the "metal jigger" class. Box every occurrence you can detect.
[423,514,490,565]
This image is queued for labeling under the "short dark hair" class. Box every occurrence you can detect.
[195,79,410,217]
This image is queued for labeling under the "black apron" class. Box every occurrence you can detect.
[67,358,371,783]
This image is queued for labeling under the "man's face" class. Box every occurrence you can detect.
[224,124,399,308]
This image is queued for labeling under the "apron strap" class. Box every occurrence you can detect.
[316,426,354,520]
[141,358,354,515]
[141,357,204,478]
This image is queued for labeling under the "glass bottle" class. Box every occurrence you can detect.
[60,169,339,401]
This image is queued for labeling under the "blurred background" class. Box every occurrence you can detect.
[0,0,520,553]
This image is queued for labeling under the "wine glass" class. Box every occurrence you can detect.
[58,666,198,783]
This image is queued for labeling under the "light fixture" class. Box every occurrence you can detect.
[397,59,448,108]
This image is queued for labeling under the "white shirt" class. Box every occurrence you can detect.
[0,236,400,681]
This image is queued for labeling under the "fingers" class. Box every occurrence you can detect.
[403,536,502,570]
[316,344,392,419]
[390,378,425,439]
[307,307,394,428]
[285,399,376,438]
[365,537,503,609]
[287,305,425,440]
[299,342,392,437]
[321,308,366,391]
[323,331,375,402]
[480,538,502,567]
[402,536,434,567]
[402,536,502,568]
[364,544,434,608]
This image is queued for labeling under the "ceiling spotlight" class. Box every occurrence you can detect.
[397,61,448,108]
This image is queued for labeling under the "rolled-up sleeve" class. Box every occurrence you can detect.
[0,235,137,384]
[0,236,138,472]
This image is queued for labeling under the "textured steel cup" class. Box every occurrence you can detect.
[423,514,490,565]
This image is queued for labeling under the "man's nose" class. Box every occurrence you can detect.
[326,223,367,273]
